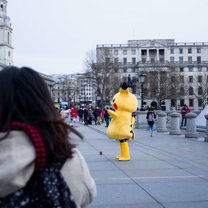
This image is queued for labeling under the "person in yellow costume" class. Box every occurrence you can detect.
[107,82,138,161]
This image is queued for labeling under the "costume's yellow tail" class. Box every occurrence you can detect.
[116,140,130,161]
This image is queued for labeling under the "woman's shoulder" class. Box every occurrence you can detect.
[61,149,96,207]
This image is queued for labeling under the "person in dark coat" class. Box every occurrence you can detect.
[104,107,110,127]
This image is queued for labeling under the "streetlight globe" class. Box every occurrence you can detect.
[139,71,146,83]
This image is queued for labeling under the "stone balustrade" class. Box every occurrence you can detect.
[135,111,147,129]
[156,112,168,132]
[185,113,198,138]
[169,112,181,135]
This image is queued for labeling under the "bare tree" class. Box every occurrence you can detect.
[142,65,185,109]
[85,49,119,106]
[53,76,79,104]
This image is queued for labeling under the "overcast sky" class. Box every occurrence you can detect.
[8,0,208,75]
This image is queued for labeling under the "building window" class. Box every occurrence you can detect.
[123,58,127,64]
[114,50,118,55]
[132,57,136,64]
[189,67,193,72]
[131,49,136,55]
[198,75,202,83]
[180,99,184,106]
[188,56,192,63]
[171,99,175,107]
[198,87,203,95]
[179,48,183,54]
[160,58,164,63]
[188,48,192,54]
[150,58,155,63]
[197,48,201,53]
[141,50,147,56]
[142,58,146,63]
[189,87,193,95]
[123,50,127,55]
[180,76,184,83]
[180,87,184,95]
[8,51,10,57]
[106,58,110,63]
[123,68,127,73]
[132,68,136,73]
[189,99,193,107]
[114,58,118,63]
[197,56,201,63]
[170,57,174,63]
[198,67,202,72]
[170,48,174,54]
[198,99,203,107]
[180,67,184,72]
[179,56,183,63]
[189,76,193,83]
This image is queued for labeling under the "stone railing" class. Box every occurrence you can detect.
[134,110,208,141]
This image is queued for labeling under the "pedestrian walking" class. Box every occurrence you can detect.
[180,105,186,127]
[71,107,77,123]
[104,107,110,127]
[181,104,190,127]
[0,66,96,208]
[93,106,101,125]
[78,107,84,122]
[146,107,156,136]
[100,108,105,123]
[83,107,89,125]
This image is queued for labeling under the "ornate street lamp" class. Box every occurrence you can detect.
[156,89,160,110]
[139,71,146,110]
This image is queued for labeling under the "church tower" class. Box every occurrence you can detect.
[0,0,13,67]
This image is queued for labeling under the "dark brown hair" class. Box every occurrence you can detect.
[0,66,82,164]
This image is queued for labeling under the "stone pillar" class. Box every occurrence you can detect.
[157,112,168,132]
[169,112,181,135]
[135,110,147,129]
[204,114,208,142]
[185,113,198,138]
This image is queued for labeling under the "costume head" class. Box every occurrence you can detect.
[111,82,138,113]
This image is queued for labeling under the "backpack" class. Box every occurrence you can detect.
[0,160,77,208]
[148,112,155,122]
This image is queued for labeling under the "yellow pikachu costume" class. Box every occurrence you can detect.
[107,82,138,161]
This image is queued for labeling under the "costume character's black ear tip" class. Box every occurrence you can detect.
[120,82,128,90]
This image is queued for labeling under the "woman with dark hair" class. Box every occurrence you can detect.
[146,107,156,137]
[0,66,96,207]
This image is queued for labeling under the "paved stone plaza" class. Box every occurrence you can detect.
[73,123,208,208]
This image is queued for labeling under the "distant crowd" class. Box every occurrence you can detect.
[58,106,112,127]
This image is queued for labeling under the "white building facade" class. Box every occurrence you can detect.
[0,0,13,68]
[97,39,208,110]
[51,73,96,107]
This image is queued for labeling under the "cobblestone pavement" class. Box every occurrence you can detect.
[72,122,208,208]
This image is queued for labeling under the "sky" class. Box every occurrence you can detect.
[8,0,208,75]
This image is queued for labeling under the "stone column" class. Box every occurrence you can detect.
[169,112,181,135]
[135,111,148,129]
[157,112,168,132]
[185,113,198,138]
[204,114,208,142]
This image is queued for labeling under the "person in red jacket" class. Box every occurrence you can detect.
[71,108,77,122]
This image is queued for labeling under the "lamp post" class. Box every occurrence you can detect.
[139,71,146,111]
[156,90,160,110]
